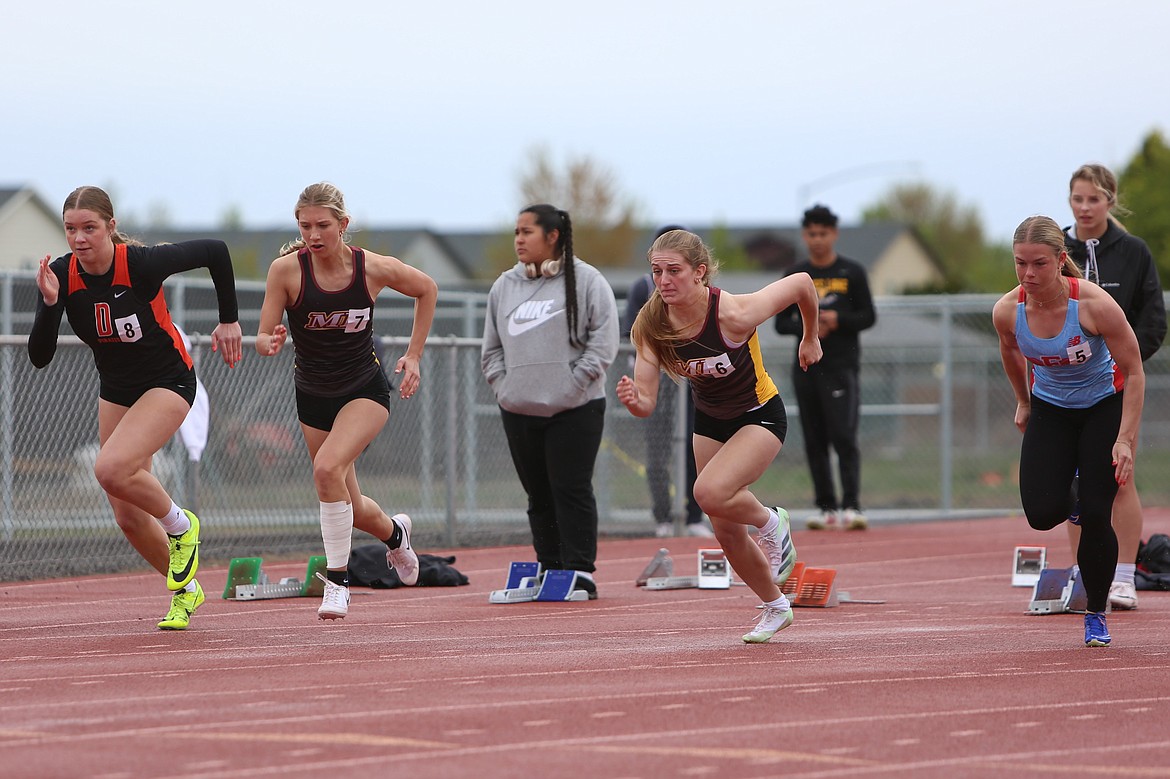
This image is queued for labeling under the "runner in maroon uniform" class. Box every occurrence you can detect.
[617,229,821,643]
[257,182,438,621]
[28,186,242,630]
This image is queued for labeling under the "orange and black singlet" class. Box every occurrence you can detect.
[27,239,238,399]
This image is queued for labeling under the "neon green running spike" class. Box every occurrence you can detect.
[166,510,201,591]
[158,580,205,630]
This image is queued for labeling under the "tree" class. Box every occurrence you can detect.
[485,147,641,276]
[220,204,244,231]
[1118,129,1170,289]
[862,182,989,292]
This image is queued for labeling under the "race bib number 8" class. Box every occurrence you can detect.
[114,313,143,343]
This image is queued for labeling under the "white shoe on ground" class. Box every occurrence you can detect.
[742,603,794,643]
[316,572,350,620]
[806,510,839,530]
[655,522,674,538]
[842,508,868,530]
[1108,581,1138,610]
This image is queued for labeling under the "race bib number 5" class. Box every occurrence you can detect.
[1067,341,1092,364]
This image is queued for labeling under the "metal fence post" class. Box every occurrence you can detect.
[940,301,954,511]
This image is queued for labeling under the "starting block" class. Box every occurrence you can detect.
[698,548,732,589]
[222,556,327,600]
[638,549,732,591]
[792,566,839,607]
[1013,546,1047,587]
[488,562,590,603]
[636,548,673,586]
[780,561,885,607]
[1027,567,1089,614]
[640,548,704,590]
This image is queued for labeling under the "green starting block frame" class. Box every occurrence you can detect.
[222,556,328,600]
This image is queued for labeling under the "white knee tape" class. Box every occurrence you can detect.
[320,500,353,569]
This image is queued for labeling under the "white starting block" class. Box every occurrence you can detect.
[1012,546,1047,587]
[1027,567,1089,614]
[640,549,731,590]
[489,562,590,603]
[698,548,732,589]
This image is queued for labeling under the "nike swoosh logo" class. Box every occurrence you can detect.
[170,548,197,583]
[114,290,127,298]
[507,309,563,336]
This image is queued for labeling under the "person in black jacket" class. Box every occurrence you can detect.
[1063,163,1166,611]
[775,205,876,530]
[28,186,243,631]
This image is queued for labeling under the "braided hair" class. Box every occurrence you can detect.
[520,204,583,347]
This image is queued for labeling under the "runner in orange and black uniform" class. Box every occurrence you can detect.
[28,185,242,631]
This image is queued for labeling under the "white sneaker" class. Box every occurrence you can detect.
[655,522,674,538]
[806,510,839,530]
[755,507,797,587]
[686,522,715,538]
[842,508,868,530]
[386,513,420,586]
[315,572,350,620]
[1108,581,1138,610]
[742,603,794,643]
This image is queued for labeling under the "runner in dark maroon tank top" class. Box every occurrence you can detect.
[28,186,242,631]
[617,229,821,643]
[257,182,438,621]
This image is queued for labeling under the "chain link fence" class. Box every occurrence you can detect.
[3,271,1169,581]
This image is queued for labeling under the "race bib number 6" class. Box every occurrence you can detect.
[684,352,736,378]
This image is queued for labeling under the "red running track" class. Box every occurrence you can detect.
[2,513,1170,779]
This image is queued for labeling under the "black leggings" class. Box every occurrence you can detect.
[1019,392,1122,613]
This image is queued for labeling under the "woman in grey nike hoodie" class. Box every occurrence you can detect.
[481,204,619,598]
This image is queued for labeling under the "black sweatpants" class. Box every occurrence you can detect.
[1019,393,1123,613]
[500,398,605,573]
[792,364,862,511]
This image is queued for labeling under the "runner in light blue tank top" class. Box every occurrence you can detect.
[1014,276,1123,408]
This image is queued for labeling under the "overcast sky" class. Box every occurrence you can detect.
[5,1,1168,246]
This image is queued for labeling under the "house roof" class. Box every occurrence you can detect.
[0,187,61,225]
[134,226,478,279]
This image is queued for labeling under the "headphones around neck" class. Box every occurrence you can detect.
[524,256,564,279]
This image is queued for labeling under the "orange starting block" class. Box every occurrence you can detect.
[782,562,884,607]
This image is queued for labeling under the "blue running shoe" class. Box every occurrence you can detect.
[1084,611,1111,647]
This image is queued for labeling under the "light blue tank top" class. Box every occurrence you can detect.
[1014,277,1122,409]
